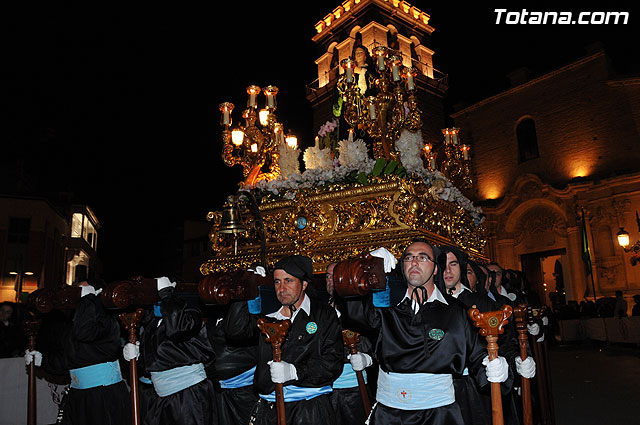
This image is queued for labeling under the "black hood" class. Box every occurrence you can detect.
[436,245,468,296]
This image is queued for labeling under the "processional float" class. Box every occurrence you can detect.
[23,35,550,425]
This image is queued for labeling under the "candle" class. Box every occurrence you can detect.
[407,74,415,90]
[348,128,354,142]
[390,56,402,82]
[423,143,432,154]
[429,153,437,170]
[373,46,387,71]
[443,130,451,144]
[452,129,459,145]
[315,136,320,148]
[219,102,234,127]
[461,145,470,160]
[341,58,355,84]
[246,85,260,108]
[263,86,278,110]
[368,101,376,120]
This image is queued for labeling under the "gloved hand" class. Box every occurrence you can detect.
[157,277,176,292]
[536,333,545,343]
[24,350,42,367]
[527,323,540,336]
[348,353,373,371]
[515,356,536,379]
[541,316,549,326]
[123,342,140,361]
[267,360,298,383]
[370,247,397,273]
[483,355,509,383]
[80,285,102,297]
[248,266,266,277]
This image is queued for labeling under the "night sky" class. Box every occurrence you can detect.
[1,1,638,281]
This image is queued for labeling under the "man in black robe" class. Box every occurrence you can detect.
[224,255,343,425]
[125,276,217,425]
[207,303,259,425]
[348,239,510,425]
[326,262,374,425]
[62,280,131,425]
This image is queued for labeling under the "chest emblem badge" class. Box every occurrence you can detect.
[428,328,445,341]
[306,322,318,334]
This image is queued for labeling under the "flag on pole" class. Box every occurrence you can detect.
[581,209,592,276]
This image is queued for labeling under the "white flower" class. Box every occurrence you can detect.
[338,138,369,171]
[303,145,334,171]
[278,140,300,178]
[395,129,427,175]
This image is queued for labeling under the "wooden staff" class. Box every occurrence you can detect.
[24,319,40,425]
[527,307,549,425]
[120,309,145,425]
[342,329,371,416]
[539,306,556,425]
[469,305,512,425]
[257,318,291,425]
[513,304,533,425]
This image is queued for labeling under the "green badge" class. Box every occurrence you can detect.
[306,322,318,334]
[428,328,445,341]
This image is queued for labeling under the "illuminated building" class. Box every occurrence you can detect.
[452,46,640,309]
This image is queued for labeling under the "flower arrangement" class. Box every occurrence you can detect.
[243,132,485,225]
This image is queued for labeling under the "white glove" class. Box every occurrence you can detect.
[80,285,101,297]
[527,323,540,336]
[123,342,140,361]
[483,355,509,383]
[370,247,397,273]
[248,266,266,277]
[24,350,42,367]
[348,353,373,372]
[157,277,176,291]
[541,316,549,326]
[536,333,545,343]
[515,356,536,379]
[267,360,298,383]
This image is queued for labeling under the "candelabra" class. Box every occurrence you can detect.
[338,46,421,163]
[422,128,473,189]
[219,85,297,186]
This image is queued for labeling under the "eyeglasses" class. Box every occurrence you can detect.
[402,254,433,263]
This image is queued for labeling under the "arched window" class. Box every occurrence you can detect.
[516,117,539,163]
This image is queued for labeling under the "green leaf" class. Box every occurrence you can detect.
[395,166,407,178]
[372,158,387,177]
[383,160,398,175]
[357,172,368,185]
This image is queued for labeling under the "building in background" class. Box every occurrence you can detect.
[0,195,100,302]
[452,46,640,311]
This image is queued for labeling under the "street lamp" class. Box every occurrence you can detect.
[617,227,630,249]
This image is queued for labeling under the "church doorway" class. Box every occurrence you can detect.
[521,248,570,309]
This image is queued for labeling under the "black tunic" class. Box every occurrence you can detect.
[207,308,259,425]
[224,295,343,425]
[62,293,131,425]
[141,287,217,425]
[348,290,490,425]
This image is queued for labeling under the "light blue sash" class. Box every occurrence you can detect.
[376,368,455,410]
[69,360,123,390]
[219,366,256,389]
[333,363,367,389]
[150,363,206,397]
[260,385,333,402]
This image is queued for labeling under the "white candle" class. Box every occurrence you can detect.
[377,55,385,71]
[266,94,275,109]
[368,103,376,120]
[346,66,353,83]
[222,111,230,126]
[315,136,320,148]
[248,93,257,108]
[392,64,400,82]
[407,74,415,90]
[429,154,437,170]
[348,129,354,142]
[452,132,459,145]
